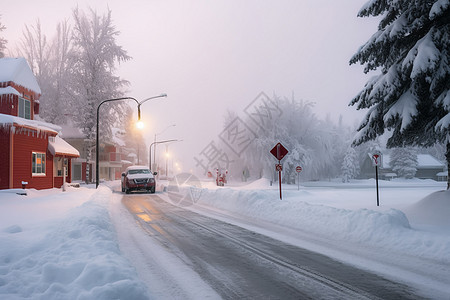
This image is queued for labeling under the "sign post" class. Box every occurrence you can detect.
[296,166,302,190]
[270,143,289,200]
[371,151,382,206]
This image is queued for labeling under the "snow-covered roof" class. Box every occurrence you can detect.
[417,154,445,168]
[59,123,85,139]
[0,113,60,134]
[383,154,444,169]
[0,86,21,96]
[48,135,80,158]
[0,57,41,95]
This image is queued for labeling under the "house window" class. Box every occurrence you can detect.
[18,97,31,119]
[32,152,46,175]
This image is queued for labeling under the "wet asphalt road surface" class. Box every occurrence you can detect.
[122,194,420,299]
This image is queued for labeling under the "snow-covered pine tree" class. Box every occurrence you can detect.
[350,0,450,189]
[68,7,130,167]
[341,146,359,182]
[390,147,418,179]
[0,15,6,58]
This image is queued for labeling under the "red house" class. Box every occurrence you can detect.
[0,57,79,190]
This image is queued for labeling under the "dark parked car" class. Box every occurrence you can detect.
[121,166,156,194]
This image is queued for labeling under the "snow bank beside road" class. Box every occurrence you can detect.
[406,190,450,228]
[0,186,149,300]
[196,186,450,263]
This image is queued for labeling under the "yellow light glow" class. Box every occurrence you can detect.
[136,120,144,130]
[137,213,151,222]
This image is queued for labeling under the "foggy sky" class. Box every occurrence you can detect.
[2,0,379,172]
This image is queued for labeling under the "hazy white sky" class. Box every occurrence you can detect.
[2,0,379,172]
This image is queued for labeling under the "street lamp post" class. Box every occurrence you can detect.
[165,145,169,176]
[149,139,179,171]
[153,124,176,170]
[96,97,139,189]
[96,94,167,188]
[136,94,167,164]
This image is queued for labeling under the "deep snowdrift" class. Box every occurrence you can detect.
[194,184,450,263]
[0,186,149,300]
[405,189,450,227]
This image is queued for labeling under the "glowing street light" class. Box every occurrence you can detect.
[136,94,167,164]
[136,120,145,130]
[149,139,181,171]
[153,124,176,170]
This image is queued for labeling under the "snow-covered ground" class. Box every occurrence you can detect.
[0,186,150,299]
[0,178,449,299]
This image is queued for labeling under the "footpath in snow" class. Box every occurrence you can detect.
[0,178,449,299]
[0,186,150,300]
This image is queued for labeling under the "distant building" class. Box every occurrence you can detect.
[60,122,135,182]
[58,121,92,183]
[359,153,445,180]
[0,57,79,190]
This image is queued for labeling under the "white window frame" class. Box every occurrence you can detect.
[64,158,68,176]
[32,152,46,176]
[18,97,31,119]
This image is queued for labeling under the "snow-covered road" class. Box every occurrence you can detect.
[112,191,425,299]
[1,179,448,299]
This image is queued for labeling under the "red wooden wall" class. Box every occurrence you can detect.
[0,127,10,189]
[0,94,17,116]
[0,81,39,119]
[6,127,54,189]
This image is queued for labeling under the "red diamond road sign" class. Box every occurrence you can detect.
[270,142,288,161]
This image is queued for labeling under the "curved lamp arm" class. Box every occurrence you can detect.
[96,97,139,189]
[137,94,167,119]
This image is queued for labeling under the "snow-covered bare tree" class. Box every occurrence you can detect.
[239,95,346,182]
[390,147,418,179]
[15,20,73,124]
[45,20,72,124]
[350,0,450,188]
[0,15,6,58]
[17,21,50,82]
[68,7,130,162]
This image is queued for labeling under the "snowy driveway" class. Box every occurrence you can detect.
[113,192,419,299]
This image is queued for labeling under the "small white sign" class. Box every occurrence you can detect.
[371,151,382,167]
